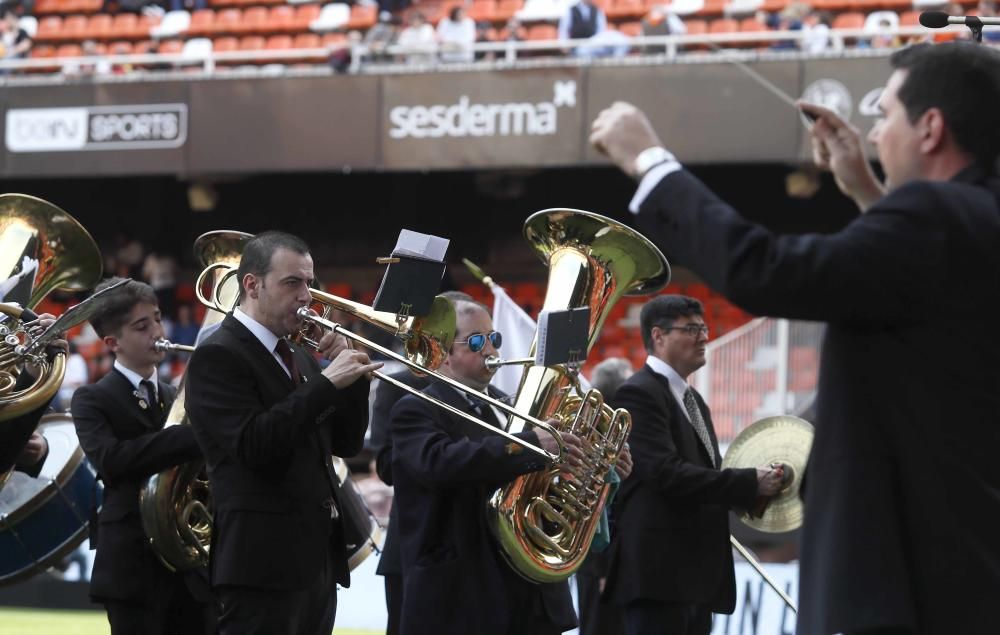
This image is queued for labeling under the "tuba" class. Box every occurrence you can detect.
[0,194,102,422]
[488,209,670,583]
[140,230,251,571]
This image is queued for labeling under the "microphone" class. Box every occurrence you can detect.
[919,11,1000,28]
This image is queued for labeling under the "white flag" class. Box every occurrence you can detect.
[489,283,537,397]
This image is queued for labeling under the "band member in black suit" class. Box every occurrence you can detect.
[371,290,471,635]
[184,231,379,635]
[0,312,66,478]
[70,279,214,635]
[391,298,602,635]
[605,296,782,635]
[591,43,1000,635]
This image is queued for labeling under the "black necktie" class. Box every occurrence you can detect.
[139,379,163,425]
[274,339,302,385]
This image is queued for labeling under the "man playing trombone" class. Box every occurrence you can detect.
[390,297,618,635]
[185,231,380,635]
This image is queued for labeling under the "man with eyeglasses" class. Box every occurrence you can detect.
[390,298,601,635]
[604,295,783,635]
[590,42,1000,635]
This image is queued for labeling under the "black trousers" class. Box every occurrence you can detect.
[623,599,712,635]
[384,573,403,635]
[576,551,624,635]
[104,570,215,635]
[217,555,337,635]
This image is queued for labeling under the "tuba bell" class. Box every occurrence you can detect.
[0,194,102,422]
[488,208,670,583]
[139,230,252,571]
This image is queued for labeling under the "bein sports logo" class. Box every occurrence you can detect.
[5,104,187,153]
[389,80,577,140]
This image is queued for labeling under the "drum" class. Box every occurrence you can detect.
[331,457,385,571]
[0,413,101,585]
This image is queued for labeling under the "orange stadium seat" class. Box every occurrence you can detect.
[109,13,138,39]
[187,9,216,36]
[238,35,266,50]
[60,15,88,40]
[108,40,131,54]
[321,31,347,47]
[237,6,269,34]
[683,18,708,36]
[64,0,103,13]
[158,39,184,54]
[266,34,293,49]
[211,8,243,35]
[831,11,864,29]
[293,32,321,48]
[468,0,498,22]
[527,23,558,40]
[608,0,646,20]
[213,35,239,51]
[495,0,523,21]
[294,3,323,30]
[34,0,61,14]
[346,5,377,30]
[31,44,56,57]
[899,10,921,26]
[269,5,296,33]
[55,43,83,56]
[86,13,113,39]
[35,15,62,41]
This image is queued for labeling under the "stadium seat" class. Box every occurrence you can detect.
[293,32,321,48]
[683,17,708,35]
[309,3,350,32]
[238,35,266,50]
[617,20,642,36]
[59,15,89,41]
[321,31,348,47]
[469,0,498,22]
[35,15,62,42]
[34,0,61,15]
[495,0,524,21]
[211,8,243,36]
[266,34,294,49]
[109,13,138,39]
[238,6,270,35]
[608,0,646,19]
[526,23,557,40]
[268,4,296,33]
[85,13,113,40]
[56,43,84,57]
[346,4,377,30]
[899,10,921,26]
[294,3,323,30]
[213,35,239,51]
[186,9,216,37]
[831,11,864,29]
[158,39,185,55]
[181,37,213,62]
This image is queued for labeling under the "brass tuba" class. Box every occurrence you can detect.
[139,230,251,571]
[0,194,102,422]
[488,209,670,583]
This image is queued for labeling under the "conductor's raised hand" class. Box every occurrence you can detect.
[590,102,664,179]
[321,348,383,389]
[798,101,884,211]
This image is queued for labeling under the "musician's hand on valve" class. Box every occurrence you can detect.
[756,463,785,497]
[589,101,664,179]
[316,330,350,361]
[798,101,885,212]
[321,349,383,389]
[23,313,67,379]
[614,442,633,480]
[535,428,585,469]
[15,432,48,468]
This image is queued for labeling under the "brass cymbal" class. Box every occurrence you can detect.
[721,415,814,533]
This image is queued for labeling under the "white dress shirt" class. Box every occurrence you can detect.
[114,358,159,402]
[644,354,694,423]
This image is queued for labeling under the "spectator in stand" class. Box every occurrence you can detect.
[800,9,831,54]
[866,17,900,49]
[474,21,494,60]
[767,1,806,50]
[143,248,179,319]
[364,11,399,64]
[640,5,686,54]
[0,7,31,72]
[397,11,437,65]
[56,341,90,413]
[169,304,200,348]
[504,16,527,42]
[438,6,475,63]
[559,0,630,58]
[63,39,113,77]
[329,30,361,72]
[170,0,206,12]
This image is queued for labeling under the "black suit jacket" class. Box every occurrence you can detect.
[633,165,1000,634]
[606,366,757,612]
[71,368,203,601]
[370,370,429,577]
[184,315,370,591]
[390,381,578,635]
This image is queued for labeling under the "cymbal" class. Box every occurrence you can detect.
[721,415,814,533]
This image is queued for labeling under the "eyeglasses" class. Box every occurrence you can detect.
[454,331,502,353]
[662,324,709,338]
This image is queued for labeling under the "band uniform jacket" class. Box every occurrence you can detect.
[184,315,370,591]
[605,366,758,612]
[71,369,203,601]
[632,165,1000,634]
[390,381,578,635]
[370,370,429,579]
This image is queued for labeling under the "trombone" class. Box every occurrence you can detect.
[195,265,566,463]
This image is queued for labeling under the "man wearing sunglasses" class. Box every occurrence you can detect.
[390,298,588,635]
[604,295,783,635]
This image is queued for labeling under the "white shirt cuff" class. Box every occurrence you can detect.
[628,160,683,215]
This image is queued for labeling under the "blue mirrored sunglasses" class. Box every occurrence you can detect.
[454,330,502,353]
